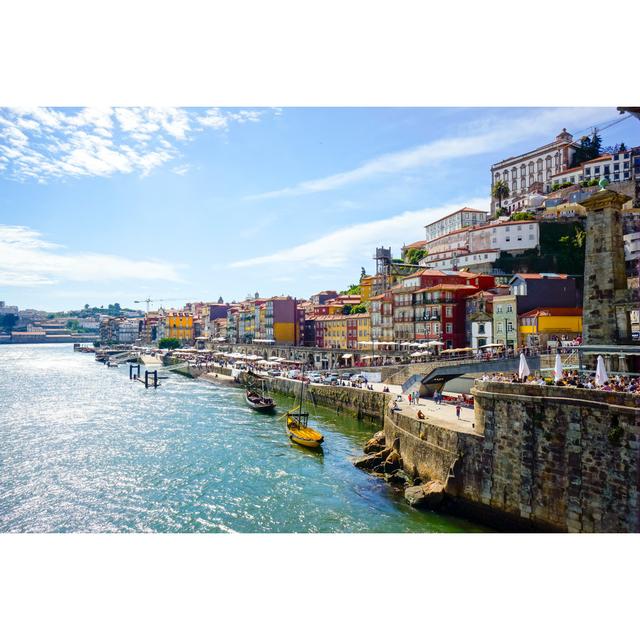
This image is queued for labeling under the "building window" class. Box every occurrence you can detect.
[446,323,453,334]
[506,304,513,313]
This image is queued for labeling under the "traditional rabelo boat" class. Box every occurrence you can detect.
[245,378,277,413]
[284,369,324,449]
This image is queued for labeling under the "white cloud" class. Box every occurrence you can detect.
[0,107,271,181]
[196,107,264,130]
[230,196,489,269]
[0,225,182,286]
[171,164,191,176]
[247,107,615,199]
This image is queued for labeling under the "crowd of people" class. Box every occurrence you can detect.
[479,371,640,394]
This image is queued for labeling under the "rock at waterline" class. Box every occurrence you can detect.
[404,481,445,509]
[382,450,402,473]
[387,469,413,487]
[363,431,386,454]
[353,452,385,470]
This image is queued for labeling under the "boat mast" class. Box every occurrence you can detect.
[297,364,305,419]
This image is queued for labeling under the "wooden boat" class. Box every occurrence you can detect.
[284,367,324,449]
[245,389,277,413]
[285,411,324,448]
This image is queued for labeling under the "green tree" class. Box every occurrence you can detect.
[339,283,361,295]
[491,180,510,211]
[590,132,602,158]
[349,303,368,314]
[511,211,535,221]
[572,134,603,167]
[159,337,181,350]
[0,313,18,333]
[405,247,427,265]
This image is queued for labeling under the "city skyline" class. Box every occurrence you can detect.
[1,106,638,311]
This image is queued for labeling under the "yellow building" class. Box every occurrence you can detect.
[519,307,583,347]
[316,314,347,349]
[359,275,376,303]
[163,311,194,343]
[316,313,370,350]
[355,313,371,346]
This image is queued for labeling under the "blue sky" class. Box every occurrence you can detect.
[1,106,638,312]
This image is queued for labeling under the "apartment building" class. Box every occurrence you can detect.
[548,148,635,191]
[424,207,488,242]
[413,284,478,348]
[493,273,582,348]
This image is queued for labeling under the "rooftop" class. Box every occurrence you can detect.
[514,272,568,280]
[424,207,488,228]
[520,307,583,318]
[418,284,479,293]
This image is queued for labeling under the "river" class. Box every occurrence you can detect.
[0,344,486,532]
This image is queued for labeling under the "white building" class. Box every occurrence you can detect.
[424,207,488,242]
[0,301,19,315]
[491,129,578,214]
[419,220,540,272]
[116,319,141,344]
[624,230,640,263]
[547,150,634,192]
[79,319,100,330]
[470,220,539,253]
[420,249,500,272]
[471,318,493,350]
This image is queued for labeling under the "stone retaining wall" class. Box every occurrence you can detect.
[383,382,640,532]
[246,374,388,423]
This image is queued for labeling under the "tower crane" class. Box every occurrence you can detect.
[134,297,191,312]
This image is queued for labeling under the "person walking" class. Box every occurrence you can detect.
[456,403,461,420]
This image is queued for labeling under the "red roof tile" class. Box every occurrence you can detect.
[519,307,583,318]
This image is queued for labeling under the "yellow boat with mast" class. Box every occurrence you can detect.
[283,367,324,449]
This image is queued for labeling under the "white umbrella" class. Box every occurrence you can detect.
[595,355,609,386]
[518,353,530,379]
[554,353,563,382]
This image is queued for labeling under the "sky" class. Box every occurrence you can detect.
[1,106,638,312]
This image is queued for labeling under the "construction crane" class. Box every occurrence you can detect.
[134,297,191,312]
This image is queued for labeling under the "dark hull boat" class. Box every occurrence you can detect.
[245,389,277,413]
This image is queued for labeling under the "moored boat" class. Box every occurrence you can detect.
[285,412,324,448]
[245,389,277,413]
[283,366,324,449]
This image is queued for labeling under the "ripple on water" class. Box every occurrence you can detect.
[0,345,488,533]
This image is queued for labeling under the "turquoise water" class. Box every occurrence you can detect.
[0,344,485,533]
